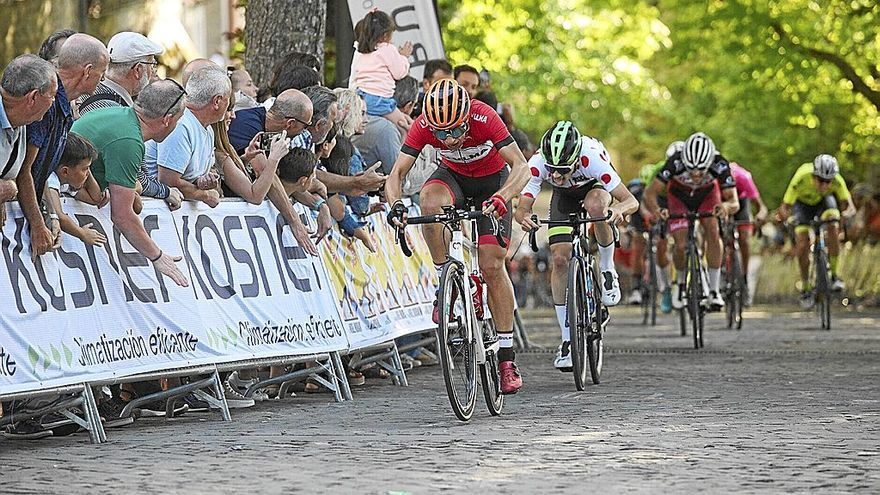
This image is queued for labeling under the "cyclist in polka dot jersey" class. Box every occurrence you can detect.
[514,121,638,371]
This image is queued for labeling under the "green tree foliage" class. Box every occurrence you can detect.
[438,0,878,205]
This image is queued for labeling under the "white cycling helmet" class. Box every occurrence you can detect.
[812,154,839,181]
[665,140,685,159]
[681,132,716,171]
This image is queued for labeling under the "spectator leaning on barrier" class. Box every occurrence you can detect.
[226,88,323,254]
[70,79,190,287]
[0,55,58,219]
[352,76,419,176]
[145,66,230,208]
[214,91,290,204]
[18,33,108,260]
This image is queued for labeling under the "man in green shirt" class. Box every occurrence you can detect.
[70,79,189,287]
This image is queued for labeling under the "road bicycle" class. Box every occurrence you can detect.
[669,212,715,349]
[720,219,746,330]
[396,204,505,421]
[528,211,616,390]
[809,217,838,330]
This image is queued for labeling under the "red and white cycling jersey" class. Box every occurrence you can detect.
[521,136,622,198]
[400,100,514,177]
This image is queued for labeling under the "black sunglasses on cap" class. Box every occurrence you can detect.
[163,78,187,117]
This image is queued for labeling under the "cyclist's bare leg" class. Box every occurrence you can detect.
[737,227,751,273]
[657,237,671,289]
[549,243,573,305]
[584,189,613,246]
[825,222,840,257]
[478,243,515,333]
[794,230,811,286]
[418,183,454,265]
[701,217,722,270]
[671,228,688,281]
[632,234,646,279]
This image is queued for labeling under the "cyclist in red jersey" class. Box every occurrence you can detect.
[385,79,531,394]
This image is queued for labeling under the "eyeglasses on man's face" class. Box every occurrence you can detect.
[432,122,469,141]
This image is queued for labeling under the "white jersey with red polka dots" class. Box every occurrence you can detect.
[521,136,622,199]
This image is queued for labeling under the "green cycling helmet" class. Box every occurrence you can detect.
[540,120,582,172]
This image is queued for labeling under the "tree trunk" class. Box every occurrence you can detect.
[245,0,327,90]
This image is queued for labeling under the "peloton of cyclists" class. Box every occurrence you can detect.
[643,132,740,311]
[513,121,638,371]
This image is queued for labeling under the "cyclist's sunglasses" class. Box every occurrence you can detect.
[432,122,469,140]
[815,177,832,184]
[544,163,576,175]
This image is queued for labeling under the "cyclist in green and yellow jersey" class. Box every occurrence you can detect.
[777,154,855,308]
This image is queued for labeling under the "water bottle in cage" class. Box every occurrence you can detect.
[470,274,484,320]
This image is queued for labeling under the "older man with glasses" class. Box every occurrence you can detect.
[17,33,109,260]
[70,79,189,286]
[76,31,163,114]
[0,55,58,221]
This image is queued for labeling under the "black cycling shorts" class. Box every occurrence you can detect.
[422,166,512,246]
[548,180,605,245]
[793,196,838,227]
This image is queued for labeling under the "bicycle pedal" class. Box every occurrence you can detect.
[557,367,573,373]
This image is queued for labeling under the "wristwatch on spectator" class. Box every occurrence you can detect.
[311,198,326,211]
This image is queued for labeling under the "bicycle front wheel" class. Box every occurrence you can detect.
[815,250,832,330]
[587,263,604,384]
[479,319,503,416]
[437,262,477,421]
[688,251,704,349]
[567,257,590,391]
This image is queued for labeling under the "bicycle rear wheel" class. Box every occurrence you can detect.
[437,262,477,421]
[587,263,604,384]
[567,257,590,391]
[815,250,832,330]
[479,319,504,416]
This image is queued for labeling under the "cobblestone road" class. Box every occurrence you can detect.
[1,305,879,494]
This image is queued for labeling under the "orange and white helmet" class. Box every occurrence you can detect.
[423,79,471,130]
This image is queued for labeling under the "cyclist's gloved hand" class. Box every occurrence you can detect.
[482,194,508,218]
[386,200,407,227]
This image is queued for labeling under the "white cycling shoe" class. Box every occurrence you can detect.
[554,342,572,372]
[672,283,686,310]
[627,289,642,305]
[601,270,621,306]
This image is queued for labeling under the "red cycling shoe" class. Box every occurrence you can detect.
[499,360,522,394]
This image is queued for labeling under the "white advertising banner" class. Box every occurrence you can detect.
[0,199,347,395]
[0,199,205,394]
[171,200,348,360]
[348,0,445,80]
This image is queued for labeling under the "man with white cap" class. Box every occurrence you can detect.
[77,31,163,114]
[76,32,183,208]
